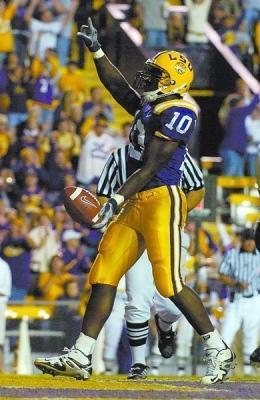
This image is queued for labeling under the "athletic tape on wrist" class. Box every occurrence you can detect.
[93,49,105,59]
[111,194,125,206]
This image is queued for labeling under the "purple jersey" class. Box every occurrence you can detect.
[32,75,53,105]
[128,98,197,189]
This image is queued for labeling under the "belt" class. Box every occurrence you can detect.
[242,290,260,298]
[231,290,260,302]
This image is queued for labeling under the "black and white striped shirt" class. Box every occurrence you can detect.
[97,145,204,197]
[219,248,260,297]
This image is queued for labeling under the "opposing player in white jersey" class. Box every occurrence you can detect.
[97,144,204,378]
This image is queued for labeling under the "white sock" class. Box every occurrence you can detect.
[127,321,149,365]
[75,332,96,355]
[158,316,172,332]
[201,329,226,351]
[130,344,147,365]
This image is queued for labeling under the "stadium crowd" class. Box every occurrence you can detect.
[128,0,259,78]
[0,0,259,375]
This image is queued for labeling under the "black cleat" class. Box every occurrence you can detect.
[154,314,176,358]
[127,363,149,380]
[250,346,260,366]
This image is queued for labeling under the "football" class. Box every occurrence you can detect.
[63,186,101,227]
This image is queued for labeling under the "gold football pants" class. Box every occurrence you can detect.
[90,185,187,297]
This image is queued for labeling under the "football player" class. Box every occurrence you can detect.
[35,18,236,384]
[97,145,204,379]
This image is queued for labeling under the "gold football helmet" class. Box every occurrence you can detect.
[134,50,194,102]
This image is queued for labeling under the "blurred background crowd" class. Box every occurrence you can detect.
[0,0,259,376]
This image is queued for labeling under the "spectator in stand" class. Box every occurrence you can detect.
[61,229,91,276]
[29,64,56,128]
[168,13,185,45]
[31,48,61,82]
[219,94,259,176]
[136,0,169,48]
[0,114,11,166]
[0,0,22,66]
[0,256,11,372]
[53,206,70,238]
[51,118,80,164]
[216,0,242,21]
[218,79,252,126]
[76,114,116,187]
[0,217,32,301]
[27,211,60,294]
[0,200,10,245]
[53,0,79,66]
[0,169,18,208]
[69,104,85,135]
[25,0,76,61]
[38,254,76,302]
[241,0,260,34]
[13,147,47,188]
[74,0,92,68]
[59,61,86,99]
[7,65,29,131]
[10,0,29,65]
[184,0,212,44]
[114,121,131,148]
[20,169,45,213]
[209,3,227,32]
[83,87,113,122]
[15,106,44,154]
[220,17,252,64]
[45,149,74,204]
[245,104,260,176]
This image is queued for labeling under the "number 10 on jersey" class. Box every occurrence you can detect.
[165,112,193,134]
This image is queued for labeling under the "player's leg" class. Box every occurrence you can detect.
[242,296,260,374]
[103,291,126,374]
[144,186,235,384]
[35,219,145,380]
[176,315,194,375]
[152,231,190,358]
[221,301,242,347]
[125,251,154,379]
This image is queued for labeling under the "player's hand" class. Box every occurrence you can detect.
[92,199,118,230]
[77,17,101,52]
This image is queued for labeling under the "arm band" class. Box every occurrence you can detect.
[93,49,105,59]
[111,194,125,206]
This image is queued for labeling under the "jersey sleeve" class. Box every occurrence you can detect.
[153,101,197,144]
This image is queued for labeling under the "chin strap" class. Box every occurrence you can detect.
[143,83,187,102]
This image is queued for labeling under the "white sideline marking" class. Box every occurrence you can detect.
[70,187,83,200]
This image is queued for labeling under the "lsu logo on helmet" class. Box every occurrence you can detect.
[134,50,194,101]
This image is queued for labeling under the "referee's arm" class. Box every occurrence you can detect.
[219,251,248,290]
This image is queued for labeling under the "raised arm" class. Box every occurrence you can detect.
[77,17,140,116]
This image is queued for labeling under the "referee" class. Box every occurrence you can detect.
[219,228,260,374]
